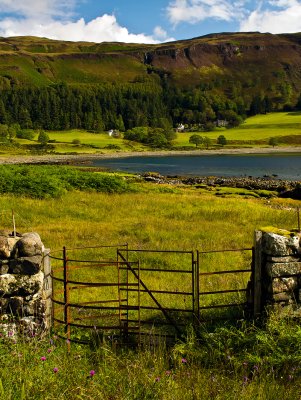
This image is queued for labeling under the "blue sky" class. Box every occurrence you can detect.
[0,1,301,43]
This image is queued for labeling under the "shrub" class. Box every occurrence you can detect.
[0,166,133,198]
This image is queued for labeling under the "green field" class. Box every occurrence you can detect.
[0,166,301,399]
[174,112,301,147]
[7,112,300,157]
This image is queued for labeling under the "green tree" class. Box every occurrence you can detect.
[217,135,227,146]
[203,136,211,149]
[269,137,279,147]
[189,134,203,147]
[38,130,50,145]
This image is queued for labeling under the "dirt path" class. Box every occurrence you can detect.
[0,146,301,165]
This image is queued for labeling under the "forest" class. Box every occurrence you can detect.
[0,79,299,134]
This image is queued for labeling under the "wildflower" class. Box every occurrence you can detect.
[8,331,13,337]
[165,370,171,376]
[243,361,248,368]
[181,358,187,364]
[40,356,46,361]
[243,376,248,386]
[53,367,58,373]
[155,377,160,382]
[253,365,259,372]
[47,348,52,353]
[89,370,95,377]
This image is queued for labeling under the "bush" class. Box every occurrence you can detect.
[0,166,133,198]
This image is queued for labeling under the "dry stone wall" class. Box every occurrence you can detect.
[0,231,51,337]
[256,229,301,315]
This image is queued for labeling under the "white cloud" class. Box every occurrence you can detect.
[240,0,301,33]
[167,0,246,25]
[0,0,76,19]
[153,25,176,42]
[0,14,161,43]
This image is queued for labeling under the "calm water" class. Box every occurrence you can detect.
[90,154,301,180]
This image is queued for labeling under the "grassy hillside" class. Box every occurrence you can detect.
[174,112,301,148]
[0,33,301,100]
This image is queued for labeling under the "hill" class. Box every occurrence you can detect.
[0,32,301,131]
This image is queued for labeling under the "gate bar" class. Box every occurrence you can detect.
[117,251,182,335]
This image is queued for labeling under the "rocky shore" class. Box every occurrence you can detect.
[141,173,301,199]
[0,147,300,199]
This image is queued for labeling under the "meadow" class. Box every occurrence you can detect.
[174,112,301,148]
[0,165,301,399]
[2,112,301,158]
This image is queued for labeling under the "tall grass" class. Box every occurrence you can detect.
[0,170,300,398]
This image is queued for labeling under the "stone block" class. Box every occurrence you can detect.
[266,255,300,263]
[272,292,294,302]
[0,271,44,296]
[266,262,301,277]
[262,232,290,256]
[0,236,10,258]
[16,233,44,257]
[270,277,298,294]
[0,298,8,313]
[0,261,9,275]
[8,255,43,275]
[7,297,24,316]
[24,295,46,317]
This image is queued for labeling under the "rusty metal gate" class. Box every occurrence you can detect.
[50,245,254,346]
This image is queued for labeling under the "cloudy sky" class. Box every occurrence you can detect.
[0,0,301,43]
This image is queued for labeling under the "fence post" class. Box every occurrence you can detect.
[196,250,200,322]
[43,249,52,331]
[63,247,71,350]
[253,231,263,317]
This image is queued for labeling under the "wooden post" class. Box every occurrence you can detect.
[12,209,16,238]
[253,231,263,317]
[43,249,52,331]
[63,247,71,350]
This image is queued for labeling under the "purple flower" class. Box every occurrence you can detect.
[253,365,259,372]
[181,358,187,364]
[243,376,248,385]
[155,377,160,382]
[89,370,95,377]
[8,331,13,337]
[41,356,46,362]
[165,370,171,376]
[47,348,52,353]
[53,367,58,373]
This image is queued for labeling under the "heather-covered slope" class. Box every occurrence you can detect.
[0,33,301,131]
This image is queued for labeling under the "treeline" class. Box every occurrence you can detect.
[0,80,300,132]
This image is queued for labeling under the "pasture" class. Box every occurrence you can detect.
[0,167,301,399]
[174,111,301,147]
[5,112,301,157]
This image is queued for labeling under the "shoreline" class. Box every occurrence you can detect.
[0,146,301,165]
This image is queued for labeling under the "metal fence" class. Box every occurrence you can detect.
[50,245,254,346]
